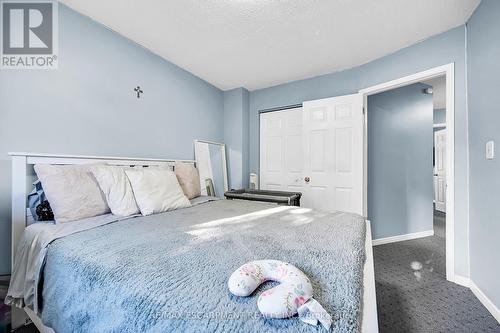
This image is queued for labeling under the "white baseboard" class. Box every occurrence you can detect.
[469,280,500,323]
[372,230,434,246]
[453,275,470,288]
[453,275,500,323]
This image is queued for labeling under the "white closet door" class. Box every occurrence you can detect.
[302,94,363,214]
[260,108,304,192]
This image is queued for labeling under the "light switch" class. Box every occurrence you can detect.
[486,140,495,160]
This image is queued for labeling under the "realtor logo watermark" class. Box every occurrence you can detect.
[1,0,58,69]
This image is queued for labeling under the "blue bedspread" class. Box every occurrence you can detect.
[40,200,366,332]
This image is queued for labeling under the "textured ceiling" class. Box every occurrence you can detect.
[59,0,480,91]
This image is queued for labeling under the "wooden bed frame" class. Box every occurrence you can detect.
[9,152,378,333]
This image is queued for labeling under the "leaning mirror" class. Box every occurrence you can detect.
[194,140,228,198]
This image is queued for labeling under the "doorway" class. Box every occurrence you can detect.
[360,64,455,282]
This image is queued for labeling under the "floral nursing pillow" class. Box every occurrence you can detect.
[228,260,312,318]
[228,260,332,330]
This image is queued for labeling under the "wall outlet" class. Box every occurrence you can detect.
[486,140,495,160]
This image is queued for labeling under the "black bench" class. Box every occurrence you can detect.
[224,189,302,206]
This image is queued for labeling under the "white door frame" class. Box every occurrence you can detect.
[359,63,456,282]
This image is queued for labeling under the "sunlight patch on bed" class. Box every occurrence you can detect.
[279,214,314,225]
[186,227,222,240]
[190,206,293,229]
[288,208,312,214]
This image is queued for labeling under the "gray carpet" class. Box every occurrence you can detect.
[374,211,500,332]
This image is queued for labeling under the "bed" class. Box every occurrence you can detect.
[6,152,378,333]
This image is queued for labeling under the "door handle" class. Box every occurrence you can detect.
[304,176,310,183]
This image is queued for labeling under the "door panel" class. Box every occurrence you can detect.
[310,130,326,171]
[302,94,363,214]
[266,137,282,171]
[335,127,352,172]
[286,134,302,172]
[335,187,352,212]
[260,108,304,192]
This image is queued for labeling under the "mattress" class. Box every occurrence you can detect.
[10,199,367,332]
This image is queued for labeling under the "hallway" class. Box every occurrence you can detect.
[373,212,499,332]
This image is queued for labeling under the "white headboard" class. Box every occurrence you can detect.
[9,152,195,267]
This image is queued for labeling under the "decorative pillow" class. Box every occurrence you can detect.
[174,162,201,199]
[27,180,53,221]
[91,165,140,217]
[34,164,110,223]
[124,168,191,215]
[35,201,54,221]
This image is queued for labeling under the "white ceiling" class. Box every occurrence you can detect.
[59,0,480,91]
[422,76,446,109]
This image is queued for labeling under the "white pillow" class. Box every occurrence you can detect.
[91,165,140,217]
[125,168,191,215]
[34,164,110,223]
[174,162,201,199]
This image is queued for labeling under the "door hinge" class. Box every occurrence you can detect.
[362,107,365,115]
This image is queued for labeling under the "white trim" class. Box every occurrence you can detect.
[359,64,454,95]
[469,280,500,323]
[433,123,446,128]
[445,64,456,283]
[453,275,470,288]
[464,24,471,280]
[8,151,194,161]
[372,230,434,246]
[9,152,194,165]
[442,275,500,323]
[362,94,368,217]
[360,63,456,282]
[362,221,379,332]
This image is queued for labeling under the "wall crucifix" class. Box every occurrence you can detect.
[134,86,143,98]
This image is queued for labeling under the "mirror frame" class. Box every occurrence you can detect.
[194,139,228,196]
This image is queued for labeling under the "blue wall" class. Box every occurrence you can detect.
[467,0,500,308]
[223,88,250,189]
[0,4,224,273]
[368,83,434,239]
[249,26,470,277]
